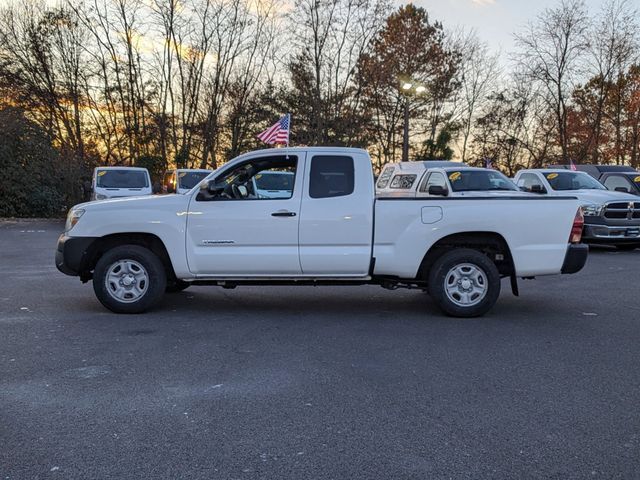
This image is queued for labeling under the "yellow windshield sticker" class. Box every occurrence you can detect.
[97,171,107,176]
[449,172,461,181]
[255,174,262,179]
[546,173,558,180]
[178,172,186,178]
[634,175,640,183]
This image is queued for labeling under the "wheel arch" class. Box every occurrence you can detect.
[417,231,515,281]
[80,233,177,283]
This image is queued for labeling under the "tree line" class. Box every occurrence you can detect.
[0,0,639,216]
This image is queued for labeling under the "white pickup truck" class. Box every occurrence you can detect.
[56,147,588,317]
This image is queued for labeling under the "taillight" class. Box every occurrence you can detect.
[569,207,584,243]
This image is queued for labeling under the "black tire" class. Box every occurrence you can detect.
[166,280,191,293]
[427,248,501,318]
[615,244,638,251]
[93,245,167,314]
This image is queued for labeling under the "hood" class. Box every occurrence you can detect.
[75,194,190,212]
[563,189,638,205]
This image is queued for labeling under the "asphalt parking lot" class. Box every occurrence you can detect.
[1,220,639,479]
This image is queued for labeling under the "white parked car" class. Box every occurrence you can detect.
[378,164,524,198]
[57,147,587,318]
[164,169,213,195]
[514,169,640,250]
[251,170,295,199]
[91,167,152,201]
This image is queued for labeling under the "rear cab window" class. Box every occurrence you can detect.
[309,155,355,199]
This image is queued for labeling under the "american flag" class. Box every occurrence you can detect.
[569,159,577,171]
[484,158,493,169]
[257,114,290,145]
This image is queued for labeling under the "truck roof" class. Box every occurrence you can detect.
[95,166,150,172]
[234,146,369,160]
[383,160,465,171]
[519,168,590,174]
[547,164,637,173]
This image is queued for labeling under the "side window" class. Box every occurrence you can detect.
[603,175,631,192]
[420,172,447,192]
[376,165,395,189]
[309,155,355,199]
[517,173,542,189]
[389,174,417,189]
[198,155,297,201]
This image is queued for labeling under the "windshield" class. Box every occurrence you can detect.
[96,169,149,188]
[254,172,294,191]
[544,172,606,191]
[446,170,519,192]
[178,171,210,190]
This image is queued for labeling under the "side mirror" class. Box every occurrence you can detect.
[529,184,547,194]
[428,185,448,196]
[615,186,629,193]
[196,180,224,201]
[207,180,226,196]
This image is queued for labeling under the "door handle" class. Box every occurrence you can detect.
[271,211,297,217]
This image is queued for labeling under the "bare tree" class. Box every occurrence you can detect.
[585,0,638,162]
[0,1,88,158]
[515,0,590,163]
[452,30,500,163]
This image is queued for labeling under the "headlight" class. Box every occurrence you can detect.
[581,203,604,216]
[65,208,85,231]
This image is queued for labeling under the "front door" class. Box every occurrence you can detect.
[186,154,304,276]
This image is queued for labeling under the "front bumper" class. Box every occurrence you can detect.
[583,224,640,244]
[55,235,98,276]
[561,243,589,274]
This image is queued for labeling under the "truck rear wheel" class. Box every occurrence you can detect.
[428,248,501,318]
[93,245,167,314]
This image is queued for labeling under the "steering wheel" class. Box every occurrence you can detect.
[231,184,242,199]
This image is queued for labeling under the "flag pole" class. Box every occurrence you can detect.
[286,113,291,148]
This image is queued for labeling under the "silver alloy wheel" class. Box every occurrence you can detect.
[104,259,149,303]
[444,262,488,307]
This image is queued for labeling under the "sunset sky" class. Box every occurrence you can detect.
[416,0,610,55]
[0,0,617,57]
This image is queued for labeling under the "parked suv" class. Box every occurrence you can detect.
[514,169,640,250]
[549,164,640,196]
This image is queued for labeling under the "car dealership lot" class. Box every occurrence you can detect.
[1,220,639,479]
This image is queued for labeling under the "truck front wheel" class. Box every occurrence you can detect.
[428,248,501,318]
[93,245,167,314]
